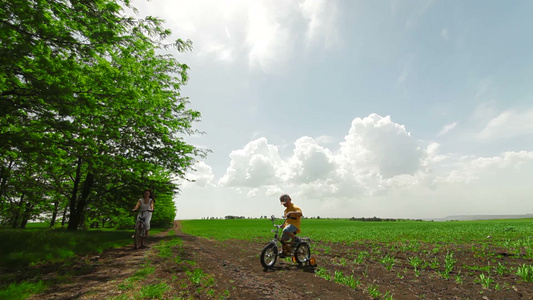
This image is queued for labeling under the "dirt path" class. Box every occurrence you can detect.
[25,222,533,299]
[26,224,360,299]
[27,234,169,300]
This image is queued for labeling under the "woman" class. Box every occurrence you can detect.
[132,189,155,237]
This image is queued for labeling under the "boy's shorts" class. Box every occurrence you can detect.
[282,224,297,240]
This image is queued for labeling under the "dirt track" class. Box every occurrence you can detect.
[25,222,533,299]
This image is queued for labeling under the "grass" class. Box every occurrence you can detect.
[0,229,134,268]
[118,266,157,290]
[139,281,171,299]
[0,225,167,269]
[181,218,533,245]
[0,281,47,300]
[0,224,230,300]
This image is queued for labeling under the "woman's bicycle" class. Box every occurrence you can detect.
[133,210,152,249]
[260,215,317,269]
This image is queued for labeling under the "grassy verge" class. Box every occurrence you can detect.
[0,229,134,268]
[0,226,167,299]
[0,281,47,300]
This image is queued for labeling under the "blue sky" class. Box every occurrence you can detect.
[130,0,533,219]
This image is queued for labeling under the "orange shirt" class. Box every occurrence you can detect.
[284,203,302,233]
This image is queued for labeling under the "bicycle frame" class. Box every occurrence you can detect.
[134,210,151,249]
[268,215,311,244]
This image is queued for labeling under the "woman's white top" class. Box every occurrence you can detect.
[138,198,153,211]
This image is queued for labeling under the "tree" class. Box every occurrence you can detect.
[0,0,205,229]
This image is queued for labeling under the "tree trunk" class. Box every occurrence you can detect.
[67,166,94,231]
[61,205,68,227]
[50,200,59,228]
[67,157,83,231]
[0,161,14,201]
[78,172,94,230]
[11,194,24,228]
[19,201,33,229]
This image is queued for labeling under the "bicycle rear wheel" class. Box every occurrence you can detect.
[294,242,311,264]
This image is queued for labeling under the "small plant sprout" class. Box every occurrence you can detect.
[363,266,369,278]
[383,291,394,300]
[495,262,507,276]
[475,273,494,289]
[367,285,381,298]
[380,254,395,271]
[515,264,533,282]
[334,271,360,290]
[315,267,331,281]
[409,256,422,277]
[354,251,369,264]
[338,257,348,266]
[398,268,409,279]
[430,258,440,269]
[442,251,457,279]
[455,271,463,284]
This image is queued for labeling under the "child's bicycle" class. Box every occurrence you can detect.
[260,215,317,269]
[133,210,152,249]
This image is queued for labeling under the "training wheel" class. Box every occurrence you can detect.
[309,257,317,267]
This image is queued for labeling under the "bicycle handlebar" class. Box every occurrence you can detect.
[270,215,287,227]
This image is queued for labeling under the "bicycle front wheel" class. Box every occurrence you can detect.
[260,243,278,269]
[294,242,311,264]
[134,223,144,249]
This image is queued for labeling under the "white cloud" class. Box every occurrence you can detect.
[300,0,340,48]
[339,114,422,178]
[477,108,533,140]
[218,114,425,199]
[247,189,259,197]
[246,1,292,72]
[287,136,335,183]
[130,0,340,73]
[315,135,337,147]
[218,137,284,187]
[181,161,215,187]
[438,122,457,136]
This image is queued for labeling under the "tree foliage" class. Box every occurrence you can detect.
[0,0,205,229]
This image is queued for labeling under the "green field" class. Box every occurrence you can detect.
[181,218,533,241]
[181,218,533,257]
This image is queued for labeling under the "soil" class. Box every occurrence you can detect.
[18,222,533,299]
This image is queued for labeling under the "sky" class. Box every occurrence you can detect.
[129,0,533,220]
